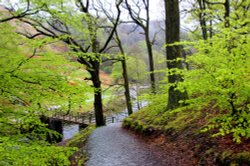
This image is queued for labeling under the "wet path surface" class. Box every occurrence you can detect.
[86,123,173,166]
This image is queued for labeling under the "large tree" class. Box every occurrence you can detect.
[1,0,122,126]
[95,0,133,115]
[164,0,188,110]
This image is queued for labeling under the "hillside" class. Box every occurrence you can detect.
[123,106,250,165]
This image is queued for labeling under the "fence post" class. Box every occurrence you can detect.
[112,117,115,123]
[75,114,77,122]
[89,114,92,123]
[82,116,84,124]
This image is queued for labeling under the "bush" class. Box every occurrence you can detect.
[180,25,250,142]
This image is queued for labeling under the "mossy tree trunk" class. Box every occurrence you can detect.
[198,0,208,40]
[164,0,188,110]
[89,63,105,126]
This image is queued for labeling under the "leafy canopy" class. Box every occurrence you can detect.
[179,20,250,143]
[0,19,91,164]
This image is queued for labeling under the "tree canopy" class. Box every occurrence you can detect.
[0,0,249,164]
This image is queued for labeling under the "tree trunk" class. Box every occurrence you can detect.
[122,58,133,115]
[145,0,156,93]
[164,0,188,110]
[198,0,208,40]
[124,0,156,94]
[115,30,133,115]
[209,19,213,38]
[87,15,105,126]
[90,62,105,126]
[224,0,230,27]
[145,31,156,93]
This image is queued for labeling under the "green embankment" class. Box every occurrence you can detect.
[123,106,200,134]
[123,107,250,165]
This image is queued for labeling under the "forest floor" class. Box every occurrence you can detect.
[123,107,250,165]
[132,123,250,166]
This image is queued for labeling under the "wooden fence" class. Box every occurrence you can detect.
[47,112,117,125]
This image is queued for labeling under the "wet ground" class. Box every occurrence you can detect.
[86,123,174,166]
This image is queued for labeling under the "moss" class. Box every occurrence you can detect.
[123,106,204,135]
[163,109,201,132]
[123,103,250,165]
[122,117,133,128]
[123,116,153,134]
[134,121,143,132]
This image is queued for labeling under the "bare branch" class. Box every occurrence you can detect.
[46,20,69,35]
[124,0,146,29]
[151,29,162,45]
[103,45,119,53]
[76,0,89,13]
[17,32,43,39]
[0,0,44,23]
[99,0,122,53]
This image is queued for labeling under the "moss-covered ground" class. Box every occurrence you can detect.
[123,107,250,165]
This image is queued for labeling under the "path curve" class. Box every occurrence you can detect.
[86,123,174,166]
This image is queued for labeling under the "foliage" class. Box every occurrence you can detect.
[0,138,76,166]
[179,22,250,142]
[104,95,126,115]
[124,14,250,143]
[0,22,91,113]
[153,50,166,83]
[0,18,90,164]
[111,56,147,83]
[139,91,168,115]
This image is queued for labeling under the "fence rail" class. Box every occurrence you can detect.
[47,112,116,125]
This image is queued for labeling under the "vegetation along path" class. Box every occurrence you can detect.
[85,123,175,166]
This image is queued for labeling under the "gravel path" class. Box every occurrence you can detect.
[85,123,174,166]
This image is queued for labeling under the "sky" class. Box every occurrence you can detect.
[120,0,193,30]
[0,0,191,27]
[149,0,164,20]
[119,0,164,21]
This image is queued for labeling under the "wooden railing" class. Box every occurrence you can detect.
[47,112,117,125]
